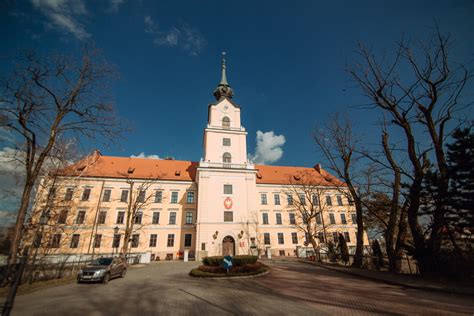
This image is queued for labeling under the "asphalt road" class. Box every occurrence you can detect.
[10,260,474,315]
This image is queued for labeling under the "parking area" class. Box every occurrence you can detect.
[10,260,474,315]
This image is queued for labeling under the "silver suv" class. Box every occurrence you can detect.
[77,257,126,283]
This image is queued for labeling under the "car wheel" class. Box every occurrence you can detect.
[102,273,110,284]
[77,278,81,284]
[120,268,126,278]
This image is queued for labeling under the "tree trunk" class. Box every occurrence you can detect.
[8,181,35,266]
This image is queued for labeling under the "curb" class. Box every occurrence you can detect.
[189,269,270,280]
[299,260,474,297]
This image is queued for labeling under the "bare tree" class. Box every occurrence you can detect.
[120,176,157,260]
[0,46,124,266]
[348,27,472,275]
[314,114,366,268]
[283,170,336,257]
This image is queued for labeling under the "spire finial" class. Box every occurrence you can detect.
[220,51,228,86]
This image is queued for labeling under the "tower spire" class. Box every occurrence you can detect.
[213,52,234,101]
[220,52,228,86]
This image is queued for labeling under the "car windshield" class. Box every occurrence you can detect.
[90,258,113,266]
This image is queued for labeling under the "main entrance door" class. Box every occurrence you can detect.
[222,236,235,256]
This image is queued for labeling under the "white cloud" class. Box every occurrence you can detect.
[0,147,25,216]
[107,0,124,13]
[250,130,286,165]
[144,16,206,56]
[131,152,161,159]
[31,0,91,40]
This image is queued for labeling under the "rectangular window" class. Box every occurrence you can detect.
[344,232,351,243]
[278,233,284,245]
[33,233,42,248]
[262,213,269,225]
[184,234,192,247]
[201,243,206,251]
[81,188,91,201]
[224,184,233,195]
[264,233,270,245]
[149,234,157,247]
[223,138,231,146]
[116,211,125,224]
[224,211,233,222]
[276,213,282,225]
[112,234,121,248]
[64,188,74,201]
[289,213,296,225]
[186,211,193,224]
[316,213,322,225]
[329,213,336,224]
[152,211,160,224]
[98,211,107,224]
[304,232,310,243]
[76,211,86,224]
[102,189,111,202]
[120,190,129,202]
[93,234,102,248]
[51,234,61,248]
[49,187,56,198]
[287,194,293,205]
[155,191,163,203]
[70,234,79,248]
[274,194,280,205]
[337,195,343,206]
[303,213,308,224]
[134,212,143,224]
[348,197,354,206]
[340,213,347,224]
[57,210,68,224]
[312,194,319,205]
[39,210,50,224]
[137,190,146,203]
[261,194,268,205]
[167,234,175,247]
[332,232,339,242]
[317,232,324,242]
[186,191,195,204]
[131,234,139,248]
[291,232,298,244]
[169,212,177,224]
[299,193,306,205]
[351,213,357,224]
[326,195,332,206]
[171,192,178,203]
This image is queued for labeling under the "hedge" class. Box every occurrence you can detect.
[202,255,258,266]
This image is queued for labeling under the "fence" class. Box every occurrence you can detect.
[0,253,143,287]
[304,248,419,275]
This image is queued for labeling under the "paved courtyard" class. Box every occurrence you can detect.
[10,260,474,315]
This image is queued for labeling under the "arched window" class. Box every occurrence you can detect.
[223,152,232,163]
[222,116,230,128]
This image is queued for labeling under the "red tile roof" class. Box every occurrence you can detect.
[58,151,344,186]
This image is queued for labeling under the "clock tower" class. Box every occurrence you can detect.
[195,53,258,259]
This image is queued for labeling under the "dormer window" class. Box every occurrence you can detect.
[222,116,230,129]
[223,152,232,163]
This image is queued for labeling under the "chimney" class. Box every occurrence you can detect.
[314,163,321,173]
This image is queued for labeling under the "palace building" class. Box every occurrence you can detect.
[29,56,368,262]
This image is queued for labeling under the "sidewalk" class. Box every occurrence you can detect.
[299,259,474,296]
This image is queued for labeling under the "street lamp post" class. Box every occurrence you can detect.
[113,226,119,256]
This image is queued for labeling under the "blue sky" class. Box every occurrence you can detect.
[0,1,473,220]
[2,0,473,165]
